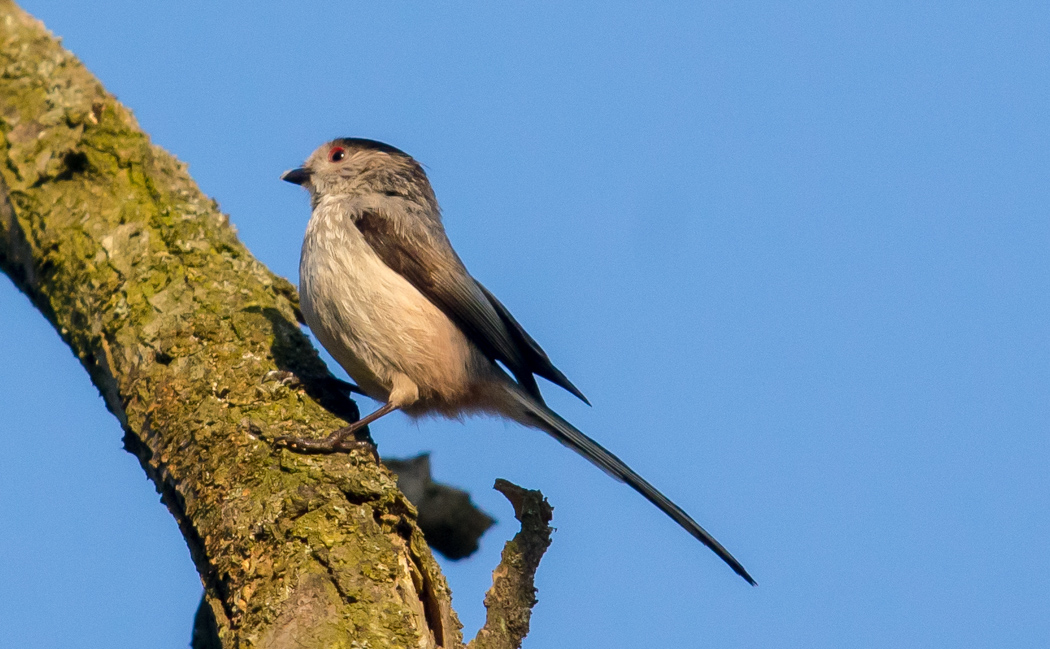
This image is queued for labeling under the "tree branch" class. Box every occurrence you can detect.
[0,3,553,647]
[468,481,554,649]
[386,454,496,561]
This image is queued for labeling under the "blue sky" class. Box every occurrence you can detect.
[1,2,1047,647]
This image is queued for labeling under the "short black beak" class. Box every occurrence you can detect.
[281,167,312,186]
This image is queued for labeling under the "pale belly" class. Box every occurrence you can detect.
[298,212,476,409]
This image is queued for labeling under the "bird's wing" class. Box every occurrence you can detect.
[353,209,587,404]
[474,282,589,404]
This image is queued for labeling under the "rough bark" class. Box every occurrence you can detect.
[468,481,553,649]
[0,3,551,648]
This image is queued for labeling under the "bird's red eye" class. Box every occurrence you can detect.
[328,146,346,162]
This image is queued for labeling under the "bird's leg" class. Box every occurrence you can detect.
[274,402,398,459]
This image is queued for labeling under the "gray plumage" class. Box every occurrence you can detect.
[283,137,755,585]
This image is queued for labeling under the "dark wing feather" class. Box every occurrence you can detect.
[475,282,589,405]
[353,209,587,404]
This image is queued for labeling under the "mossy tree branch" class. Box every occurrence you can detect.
[0,3,552,647]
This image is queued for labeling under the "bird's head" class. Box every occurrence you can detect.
[282,138,435,207]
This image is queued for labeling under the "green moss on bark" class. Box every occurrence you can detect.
[0,3,460,647]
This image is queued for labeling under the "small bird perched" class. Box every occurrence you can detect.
[280,138,755,585]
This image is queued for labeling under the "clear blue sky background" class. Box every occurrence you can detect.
[1,2,1047,647]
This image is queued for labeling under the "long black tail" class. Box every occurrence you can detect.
[502,384,756,585]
